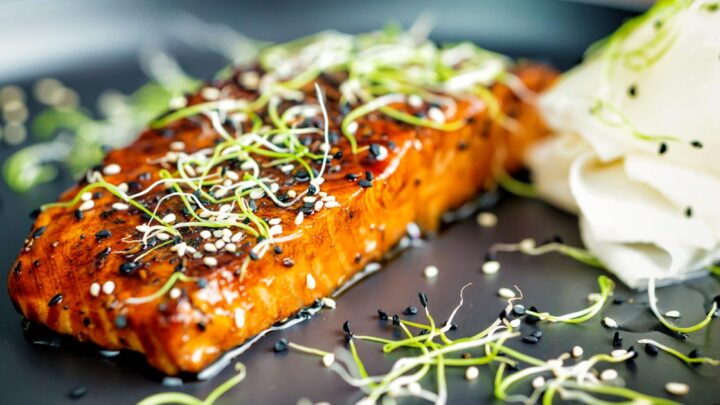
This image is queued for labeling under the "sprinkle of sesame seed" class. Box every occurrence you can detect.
[408,95,423,108]
[322,297,337,309]
[358,179,372,188]
[203,257,218,267]
[587,293,602,303]
[532,376,545,389]
[156,232,170,241]
[658,142,668,155]
[162,213,177,223]
[610,349,628,358]
[170,242,187,257]
[572,346,584,358]
[497,288,516,299]
[112,202,129,211]
[465,366,479,381]
[200,230,212,239]
[690,140,703,149]
[48,293,63,307]
[201,87,221,101]
[322,353,335,367]
[306,274,317,290]
[204,243,218,253]
[600,369,618,381]
[273,338,289,352]
[603,317,618,328]
[231,232,244,243]
[234,308,245,328]
[103,163,121,175]
[78,200,95,211]
[102,281,115,295]
[664,310,681,318]
[476,212,498,227]
[347,121,358,134]
[215,239,226,250]
[268,218,282,226]
[225,243,237,253]
[665,382,689,396]
[169,288,181,300]
[170,141,185,151]
[249,188,265,200]
[81,192,92,201]
[424,265,439,279]
[295,211,304,226]
[325,201,340,208]
[428,107,445,123]
[90,282,101,297]
[482,260,500,275]
[519,238,536,252]
[509,319,521,328]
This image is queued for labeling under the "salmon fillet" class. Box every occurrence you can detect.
[7,64,556,375]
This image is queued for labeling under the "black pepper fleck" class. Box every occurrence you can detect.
[48,293,63,307]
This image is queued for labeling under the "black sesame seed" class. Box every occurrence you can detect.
[377,309,389,320]
[345,173,359,181]
[530,330,543,339]
[685,206,693,218]
[512,305,526,316]
[95,229,112,241]
[365,171,374,181]
[273,246,283,254]
[613,331,623,347]
[628,84,637,98]
[67,386,87,400]
[32,226,47,238]
[404,306,418,315]
[282,258,295,268]
[342,320,352,334]
[392,314,400,326]
[690,140,703,149]
[645,343,659,355]
[74,209,84,220]
[274,338,289,353]
[196,278,208,288]
[308,185,318,195]
[418,292,428,308]
[658,142,668,155]
[333,150,343,160]
[249,251,259,261]
[688,349,700,359]
[498,310,507,321]
[29,208,41,219]
[48,293,63,307]
[447,322,458,331]
[120,262,139,275]
[522,335,539,344]
[612,296,625,305]
[358,179,372,188]
[369,143,381,158]
[525,306,541,324]
[115,315,128,329]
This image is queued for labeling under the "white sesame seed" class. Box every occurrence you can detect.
[324,201,340,208]
[373,145,389,161]
[118,183,129,193]
[268,218,281,226]
[476,212,498,227]
[79,200,95,211]
[603,317,618,328]
[201,87,221,101]
[408,382,422,395]
[214,239,226,249]
[241,71,259,89]
[81,192,92,201]
[249,189,265,200]
[303,196,317,203]
[465,366,479,381]
[287,189,297,198]
[102,281,115,295]
[611,349,628,358]
[280,164,294,174]
[169,96,187,109]
[170,141,185,151]
[428,107,445,123]
[270,183,280,193]
[532,376,545,389]
[664,310,681,318]
[509,318,521,328]
[314,200,324,211]
[219,204,232,214]
[200,230,212,239]
[408,94,423,108]
[600,369,618,381]
[234,308,245,328]
[482,260,500,275]
[162,213,177,224]
[424,265,439,279]
[89,282,101,297]
[225,170,239,181]
[572,346,584,358]
[203,257,218,267]
[322,297,337,309]
[231,232,244,243]
[665,382,689,396]
[156,232,170,241]
[497,288,516,299]
[199,210,213,218]
[225,243,237,253]
[103,163,121,176]
[587,293,602,303]
[169,288,181,300]
[204,243,218,253]
[269,224,283,236]
[347,121,358,134]
[306,273,316,290]
[295,211,304,226]
[322,353,335,368]
[112,202,129,211]
[213,230,224,238]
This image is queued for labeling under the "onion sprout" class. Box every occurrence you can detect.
[647,277,717,334]
[137,363,246,405]
[638,338,720,366]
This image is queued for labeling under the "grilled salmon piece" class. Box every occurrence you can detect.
[8,64,556,375]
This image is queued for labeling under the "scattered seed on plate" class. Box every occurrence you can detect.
[465,366,479,381]
[532,376,545,389]
[102,280,115,295]
[89,282,101,297]
[112,202,129,211]
[476,212,498,227]
[497,287,516,299]
[611,349,628,358]
[322,297,336,309]
[103,163,121,175]
[572,346,584,358]
[603,317,618,328]
[78,200,95,211]
[306,274,316,290]
[322,353,335,367]
[424,265,439,279]
[600,369,618,381]
[509,319,521,328]
[169,288,181,300]
[664,310,681,318]
[203,257,218,267]
[665,382,689,396]
[482,260,500,275]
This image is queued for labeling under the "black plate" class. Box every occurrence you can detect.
[1,1,719,404]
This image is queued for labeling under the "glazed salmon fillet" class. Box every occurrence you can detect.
[8,63,556,375]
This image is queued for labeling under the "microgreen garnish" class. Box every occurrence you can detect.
[637,339,720,366]
[137,362,246,405]
[647,277,717,334]
[490,238,605,269]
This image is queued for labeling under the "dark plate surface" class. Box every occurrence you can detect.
[1,1,719,404]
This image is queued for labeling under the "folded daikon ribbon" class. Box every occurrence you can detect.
[526,1,720,288]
